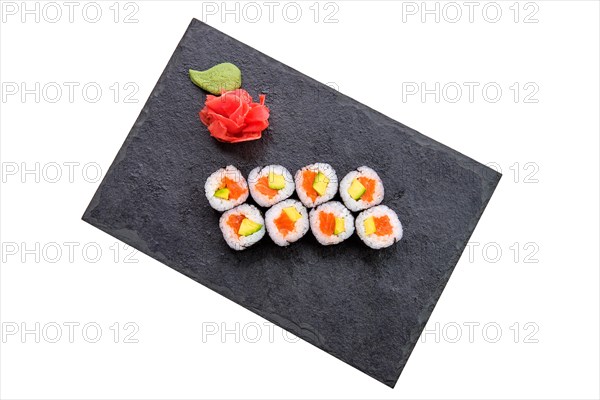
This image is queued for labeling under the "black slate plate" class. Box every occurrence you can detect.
[83,19,501,388]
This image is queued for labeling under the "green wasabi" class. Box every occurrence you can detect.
[189,62,242,95]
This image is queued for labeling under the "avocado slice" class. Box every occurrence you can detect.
[312,172,330,196]
[268,172,286,190]
[364,216,376,235]
[348,179,366,200]
[334,217,345,235]
[238,218,263,236]
[283,207,302,222]
[214,188,230,200]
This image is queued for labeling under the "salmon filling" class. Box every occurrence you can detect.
[357,176,376,202]
[255,176,279,199]
[373,215,393,236]
[226,214,245,236]
[220,177,246,200]
[274,211,295,237]
[318,212,336,236]
[302,170,319,202]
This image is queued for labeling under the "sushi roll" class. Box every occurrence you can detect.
[340,166,384,211]
[219,204,265,250]
[355,205,402,249]
[265,200,309,246]
[248,165,295,207]
[309,201,354,245]
[205,165,249,212]
[295,163,338,208]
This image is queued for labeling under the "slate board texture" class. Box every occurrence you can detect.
[83,19,501,388]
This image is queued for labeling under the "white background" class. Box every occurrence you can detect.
[1,1,599,399]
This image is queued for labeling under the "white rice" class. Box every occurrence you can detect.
[205,165,249,212]
[294,163,338,208]
[265,200,309,246]
[219,204,265,250]
[248,165,295,207]
[355,205,402,249]
[309,201,355,245]
[339,166,384,212]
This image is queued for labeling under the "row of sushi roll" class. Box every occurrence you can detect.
[205,164,403,250]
